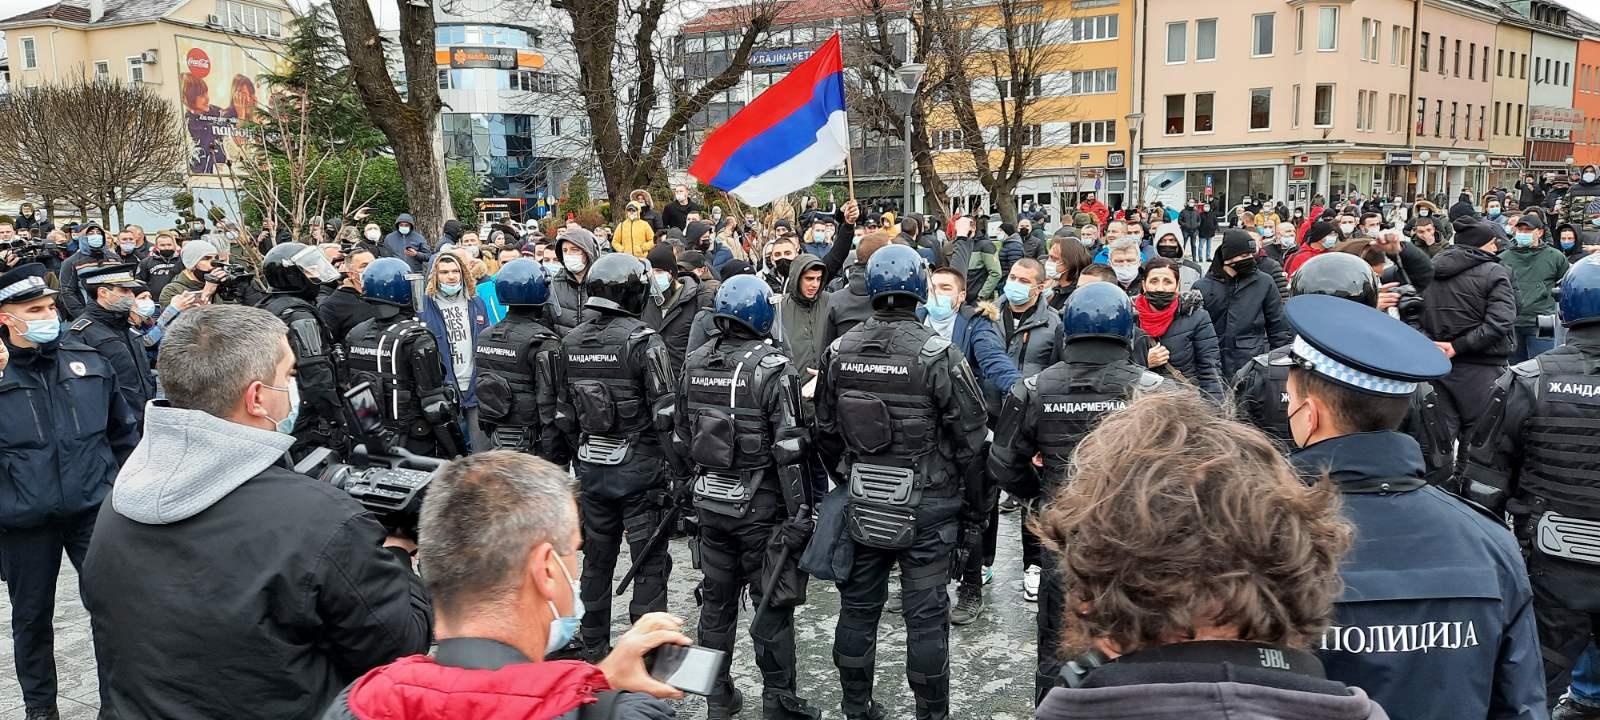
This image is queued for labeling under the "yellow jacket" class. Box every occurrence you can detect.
[613,218,655,258]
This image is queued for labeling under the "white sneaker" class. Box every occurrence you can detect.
[1023,565,1041,602]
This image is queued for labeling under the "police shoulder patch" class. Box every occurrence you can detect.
[629,326,658,341]
[1023,375,1040,391]
[69,318,92,333]
[1266,352,1292,367]
[758,351,790,369]
[1136,371,1166,390]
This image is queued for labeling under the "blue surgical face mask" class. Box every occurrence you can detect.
[85,233,104,249]
[1321,235,1339,249]
[1562,237,1577,250]
[439,282,463,296]
[1488,207,1501,218]
[542,261,564,277]
[13,317,60,344]
[1514,232,1535,247]
[925,293,956,320]
[398,226,412,235]
[1257,226,1271,236]
[262,378,300,435]
[1003,279,1033,306]
[134,297,157,318]
[653,272,672,293]
[545,557,583,657]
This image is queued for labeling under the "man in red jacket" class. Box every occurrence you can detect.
[322,451,689,720]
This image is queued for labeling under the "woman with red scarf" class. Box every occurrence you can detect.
[1133,258,1224,399]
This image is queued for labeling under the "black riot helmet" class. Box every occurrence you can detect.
[1288,252,1380,307]
[263,242,341,300]
[583,252,650,317]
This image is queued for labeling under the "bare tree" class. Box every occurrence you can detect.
[231,89,378,244]
[327,0,452,236]
[0,76,187,226]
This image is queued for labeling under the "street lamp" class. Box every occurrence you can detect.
[1418,151,1432,197]
[897,62,927,216]
[1125,113,1143,207]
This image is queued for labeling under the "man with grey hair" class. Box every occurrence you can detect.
[82,304,433,720]
[321,451,686,720]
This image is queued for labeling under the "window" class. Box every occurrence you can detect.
[1167,22,1186,63]
[1318,6,1338,51]
[19,37,36,70]
[1498,49,1504,76]
[1479,105,1485,140]
[1356,90,1367,130]
[93,61,110,82]
[1494,101,1501,135]
[437,68,450,90]
[1390,26,1400,64]
[1069,14,1118,42]
[1314,83,1334,126]
[934,129,964,150]
[1434,99,1442,137]
[997,77,1043,99]
[1453,39,1461,77]
[1518,103,1524,136]
[1195,92,1214,132]
[1483,50,1489,81]
[1251,15,1273,56]
[217,0,283,37]
[1468,43,1474,79]
[998,124,1044,147]
[1522,53,1528,79]
[1066,68,1117,95]
[1165,94,1185,134]
[127,56,144,85]
[1417,96,1426,134]
[1566,61,1572,86]
[1360,18,1376,62]
[1070,120,1117,145]
[511,70,558,93]
[1450,101,1458,138]
[1198,19,1217,61]
[1292,83,1301,128]
[1420,33,1429,72]
[1296,8,1305,52]
[1250,87,1271,130]
[550,116,563,136]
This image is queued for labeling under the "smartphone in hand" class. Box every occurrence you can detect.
[645,644,726,696]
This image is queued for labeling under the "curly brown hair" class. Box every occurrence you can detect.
[1033,387,1353,656]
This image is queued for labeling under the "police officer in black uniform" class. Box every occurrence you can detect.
[343,257,464,458]
[473,258,566,463]
[1285,294,1544,720]
[553,253,678,661]
[673,274,822,720]
[814,244,988,720]
[1463,256,1600,712]
[69,263,156,425]
[1232,252,1453,483]
[257,242,344,456]
[987,281,1166,703]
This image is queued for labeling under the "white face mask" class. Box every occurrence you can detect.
[563,255,587,273]
[1339,223,1356,235]
[364,228,380,241]
[1112,264,1139,283]
[1044,260,1061,280]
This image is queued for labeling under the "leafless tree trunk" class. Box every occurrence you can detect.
[327,0,452,237]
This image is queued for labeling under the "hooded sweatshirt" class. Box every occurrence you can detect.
[550,228,600,335]
[613,202,656,258]
[776,253,832,374]
[382,213,432,272]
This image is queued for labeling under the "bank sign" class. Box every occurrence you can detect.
[751,47,814,67]
[450,46,518,69]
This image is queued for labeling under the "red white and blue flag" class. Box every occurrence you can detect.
[689,33,848,206]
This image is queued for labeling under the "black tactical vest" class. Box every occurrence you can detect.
[1519,349,1600,518]
[1251,346,1295,443]
[475,316,557,429]
[561,317,652,438]
[1033,361,1151,491]
[682,338,785,473]
[830,320,943,470]
[345,317,432,432]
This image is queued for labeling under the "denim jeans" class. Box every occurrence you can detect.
[1574,643,1600,705]
[1513,330,1556,364]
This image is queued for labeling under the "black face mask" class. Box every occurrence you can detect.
[157,249,175,259]
[1144,290,1176,309]
[774,258,793,277]
[1229,258,1258,276]
[1156,244,1183,259]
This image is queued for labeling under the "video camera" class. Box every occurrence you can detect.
[1,238,51,264]
[293,382,446,537]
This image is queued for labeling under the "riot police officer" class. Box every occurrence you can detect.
[1286,294,1543,720]
[343,257,464,457]
[674,274,822,720]
[1464,255,1600,711]
[814,244,988,720]
[553,253,678,661]
[987,281,1166,703]
[70,263,156,424]
[473,258,566,463]
[258,242,344,455]
[1232,252,1453,484]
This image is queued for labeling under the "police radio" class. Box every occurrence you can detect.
[293,382,447,537]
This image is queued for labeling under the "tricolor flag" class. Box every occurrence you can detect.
[689,33,848,206]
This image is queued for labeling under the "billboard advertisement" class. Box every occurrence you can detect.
[175,36,284,176]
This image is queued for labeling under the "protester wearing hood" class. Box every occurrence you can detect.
[774,252,832,380]
[1448,193,1477,224]
[55,221,110,319]
[613,201,656,258]
[1555,222,1595,262]
[642,243,714,378]
[1404,200,1452,243]
[628,189,663,232]
[1152,222,1204,291]
[1420,218,1516,460]
[1565,165,1600,226]
[1194,230,1292,379]
[440,218,464,248]
[1517,173,1549,210]
[420,250,491,450]
[549,227,600,335]
[1499,214,1569,363]
[1286,220,1344,275]
[82,304,432,719]
[379,213,432,272]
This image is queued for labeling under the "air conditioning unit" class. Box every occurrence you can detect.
[206,13,221,26]
[139,50,157,64]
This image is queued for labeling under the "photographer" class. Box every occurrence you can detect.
[82,304,433,720]
[1032,388,1381,719]
[321,451,682,719]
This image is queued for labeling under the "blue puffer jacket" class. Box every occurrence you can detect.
[919,302,1021,416]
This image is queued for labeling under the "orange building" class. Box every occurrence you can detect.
[1575,16,1600,167]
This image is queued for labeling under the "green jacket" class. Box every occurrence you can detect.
[1500,243,1569,327]
[973,239,1002,300]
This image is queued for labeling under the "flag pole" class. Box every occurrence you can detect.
[845,151,857,204]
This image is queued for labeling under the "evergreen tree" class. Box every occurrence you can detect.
[253,4,386,155]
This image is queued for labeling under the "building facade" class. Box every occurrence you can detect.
[1573,14,1600,168]
[1490,20,1532,186]
[1521,2,1580,175]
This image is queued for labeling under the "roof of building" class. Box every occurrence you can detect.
[681,0,910,34]
[0,0,186,26]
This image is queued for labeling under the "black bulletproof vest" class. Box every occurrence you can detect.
[475,316,557,427]
[830,319,941,469]
[1254,346,1294,442]
[1521,348,1600,518]
[561,317,650,437]
[682,338,784,472]
[344,317,432,432]
[1034,361,1144,492]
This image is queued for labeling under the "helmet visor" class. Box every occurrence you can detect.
[291,245,341,284]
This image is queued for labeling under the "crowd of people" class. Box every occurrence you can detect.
[5,166,1600,720]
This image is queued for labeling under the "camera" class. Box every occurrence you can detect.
[292,383,446,537]
[1393,284,1425,327]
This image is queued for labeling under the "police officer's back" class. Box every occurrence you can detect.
[70,263,156,425]
[1464,256,1600,709]
[344,257,463,458]
[1233,252,1454,483]
[814,244,988,720]
[258,243,344,455]
[474,259,566,463]
[1285,294,1544,720]
[987,282,1165,703]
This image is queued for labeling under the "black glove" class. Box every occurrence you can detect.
[777,516,815,550]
